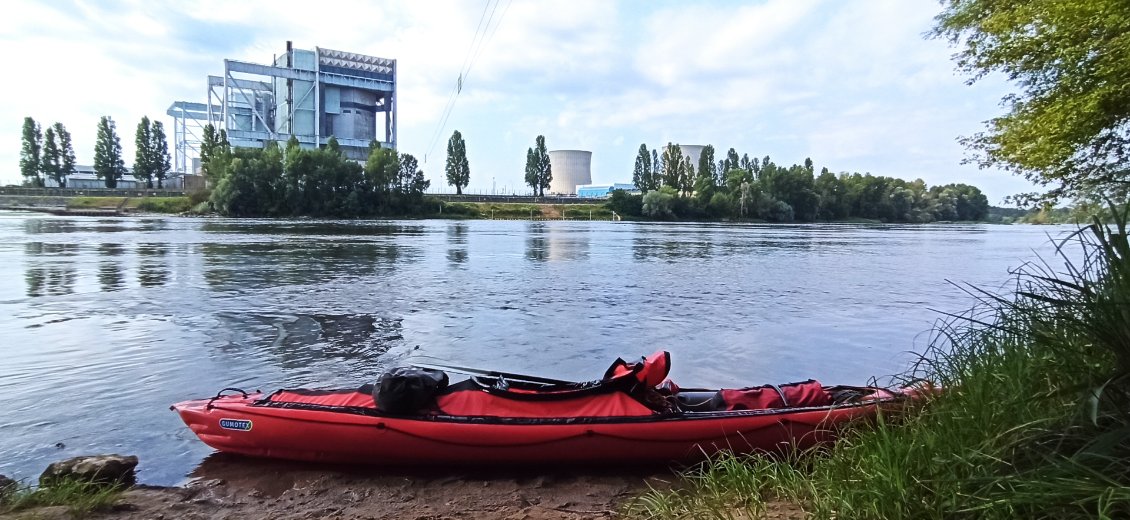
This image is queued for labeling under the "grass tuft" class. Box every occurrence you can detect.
[1,479,123,518]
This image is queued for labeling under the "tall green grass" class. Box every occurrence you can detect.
[630,205,1130,520]
[0,479,123,518]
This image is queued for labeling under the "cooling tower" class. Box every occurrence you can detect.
[679,145,706,169]
[548,150,592,195]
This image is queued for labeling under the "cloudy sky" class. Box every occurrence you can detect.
[1,0,1035,203]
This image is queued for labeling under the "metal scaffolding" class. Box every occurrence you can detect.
[166,101,220,174]
[169,42,397,170]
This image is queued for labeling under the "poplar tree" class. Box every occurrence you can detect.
[444,130,469,195]
[524,147,537,195]
[56,123,76,187]
[697,144,717,187]
[134,116,154,188]
[41,127,61,186]
[94,116,126,188]
[533,135,551,197]
[19,117,43,187]
[151,121,171,188]
[662,143,684,190]
[633,143,654,192]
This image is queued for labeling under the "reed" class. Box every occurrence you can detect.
[629,204,1130,520]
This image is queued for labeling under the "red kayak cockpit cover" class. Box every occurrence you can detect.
[603,350,671,389]
[433,350,673,418]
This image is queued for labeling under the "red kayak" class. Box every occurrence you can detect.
[173,351,921,465]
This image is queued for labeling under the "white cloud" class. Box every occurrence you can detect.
[0,0,1037,202]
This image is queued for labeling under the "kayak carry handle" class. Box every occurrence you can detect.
[207,387,250,409]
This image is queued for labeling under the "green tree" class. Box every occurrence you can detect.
[94,116,126,188]
[681,155,695,197]
[134,116,154,188]
[633,143,656,192]
[399,153,430,198]
[723,147,740,173]
[642,186,678,219]
[933,0,1130,202]
[661,143,684,190]
[56,123,76,187]
[200,124,219,181]
[151,121,171,189]
[650,149,660,184]
[533,135,551,197]
[19,117,43,187]
[41,127,61,187]
[524,147,537,195]
[697,145,717,189]
[445,130,470,195]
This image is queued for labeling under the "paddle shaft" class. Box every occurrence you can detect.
[409,362,575,386]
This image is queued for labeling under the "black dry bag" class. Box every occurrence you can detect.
[375,367,449,414]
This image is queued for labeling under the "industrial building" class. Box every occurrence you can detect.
[168,42,397,173]
[547,150,592,195]
[42,166,188,190]
[576,183,638,198]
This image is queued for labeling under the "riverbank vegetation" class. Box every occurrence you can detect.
[200,129,432,217]
[630,208,1130,519]
[1,479,122,518]
[616,150,989,223]
[66,196,191,214]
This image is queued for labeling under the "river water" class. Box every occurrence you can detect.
[0,211,1078,484]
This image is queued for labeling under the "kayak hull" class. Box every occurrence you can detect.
[172,393,887,465]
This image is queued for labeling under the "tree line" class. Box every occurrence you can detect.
[18,115,171,189]
[200,124,431,217]
[614,143,990,222]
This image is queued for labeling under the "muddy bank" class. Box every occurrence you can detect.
[3,455,677,520]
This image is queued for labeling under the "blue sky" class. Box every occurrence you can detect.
[1,0,1038,203]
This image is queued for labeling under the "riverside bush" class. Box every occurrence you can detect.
[631,204,1130,520]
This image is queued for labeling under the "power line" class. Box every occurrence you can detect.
[424,0,495,163]
[423,0,512,164]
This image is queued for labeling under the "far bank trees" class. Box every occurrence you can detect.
[621,144,990,223]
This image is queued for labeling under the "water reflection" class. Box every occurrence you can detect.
[633,237,714,261]
[138,244,169,287]
[202,242,409,291]
[526,223,548,262]
[24,242,79,297]
[201,312,403,379]
[447,223,468,266]
[23,219,77,234]
[201,221,427,237]
[98,243,126,292]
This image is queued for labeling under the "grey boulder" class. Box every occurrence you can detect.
[39,454,139,487]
